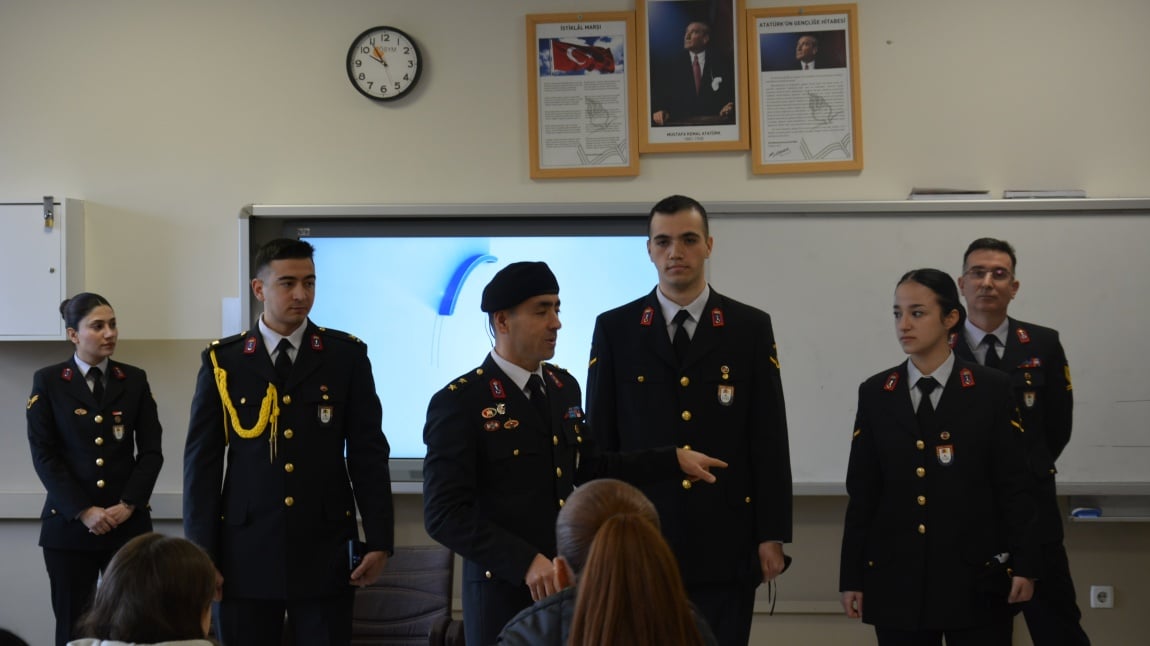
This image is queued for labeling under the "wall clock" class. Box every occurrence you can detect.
[346,26,423,101]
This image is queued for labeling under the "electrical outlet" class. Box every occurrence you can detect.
[1090,585,1114,609]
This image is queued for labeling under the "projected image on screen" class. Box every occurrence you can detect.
[304,235,655,462]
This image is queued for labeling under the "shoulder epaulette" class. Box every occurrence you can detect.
[208,330,249,349]
[442,366,486,393]
[315,327,366,345]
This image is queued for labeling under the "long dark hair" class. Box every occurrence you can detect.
[568,513,705,646]
[897,268,966,332]
[75,533,217,643]
[59,292,112,330]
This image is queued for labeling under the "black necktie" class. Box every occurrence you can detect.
[982,335,1001,369]
[89,367,104,404]
[672,309,691,364]
[275,339,293,384]
[916,377,939,434]
[527,374,551,430]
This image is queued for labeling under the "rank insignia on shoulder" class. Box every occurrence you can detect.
[640,306,655,326]
[1019,357,1042,368]
[960,368,975,388]
[27,394,39,410]
[852,428,861,438]
[936,444,954,466]
[243,336,258,354]
[61,367,73,381]
[546,369,563,389]
[883,372,899,391]
[448,384,457,391]
[112,366,126,380]
[711,307,725,327]
[310,334,324,351]
[458,377,468,384]
[589,357,598,367]
[1015,327,1031,344]
[1065,365,1073,391]
[489,379,506,399]
[484,420,501,432]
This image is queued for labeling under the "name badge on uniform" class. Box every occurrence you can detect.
[936,444,954,466]
[317,405,334,425]
[1023,391,1037,408]
[113,425,126,441]
[717,384,734,406]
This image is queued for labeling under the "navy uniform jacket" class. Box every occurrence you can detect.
[27,358,163,550]
[839,359,1036,631]
[586,288,793,585]
[422,357,678,618]
[952,319,1072,540]
[183,321,394,600]
[652,49,736,122]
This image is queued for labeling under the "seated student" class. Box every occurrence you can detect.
[69,533,218,646]
[839,268,1037,646]
[498,478,716,646]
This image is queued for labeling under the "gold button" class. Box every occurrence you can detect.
[916,467,925,478]
[916,440,925,450]
[683,444,691,451]
[553,435,558,446]
[284,496,294,507]
[485,571,493,579]
[95,458,104,467]
[346,510,352,517]
[917,495,926,506]
[682,479,692,490]
[918,523,926,534]
[95,437,104,446]
[745,496,752,504]
[637,375,645,383]
[867,560,874,567]
[576,436,583,444]
[559,498,565,507]
[681,410,692,421]
[476,368,484,376]
[94,415,104,424]
[50,509,57,515]
[513,449,520,456]
[283,429,294,439]
[680,376,690,387]
[284,463,294,473]
[556,467,563,478]
[240,397,247,404]
[282,395,292,405]
[96,480,106,488]
[323,394,330,400]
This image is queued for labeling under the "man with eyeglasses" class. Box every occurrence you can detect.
[953,238,1089,646]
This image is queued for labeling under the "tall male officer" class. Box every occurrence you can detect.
[184,238,394,646]
[587,195,793,646]
[953,237,1090,645]
[423,261,725,646]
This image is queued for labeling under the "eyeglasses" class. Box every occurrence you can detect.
[963,266,1014,282]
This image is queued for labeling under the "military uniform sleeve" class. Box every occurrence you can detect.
[423,387,540,583]
[27,370,91,519]
[344,347,395,554]
[991,385,1039,578]
[183,348,227,562]
[750,313,793,543]
[586,314,621,452]
[1045,332,1073,462]
[120,370,163,507]
[840,384,880,592]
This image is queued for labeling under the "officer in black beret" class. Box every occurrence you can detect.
[423,261,727,646]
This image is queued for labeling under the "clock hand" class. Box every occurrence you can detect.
[370,45,388,66]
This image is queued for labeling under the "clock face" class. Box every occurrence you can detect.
[346,26,422,101]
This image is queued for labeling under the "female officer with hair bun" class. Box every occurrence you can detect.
[26,293,164,646]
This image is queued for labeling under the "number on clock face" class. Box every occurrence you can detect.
[346,26,422,101]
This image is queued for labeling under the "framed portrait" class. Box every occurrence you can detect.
[637,0,749,153]
[526,12,639,178]
[747,4,863,174]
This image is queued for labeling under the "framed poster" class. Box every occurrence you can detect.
[637,0,749,152]
[747,4,862,174]
[526,12,639,178]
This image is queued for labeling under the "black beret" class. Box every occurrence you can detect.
[481,262,559,312]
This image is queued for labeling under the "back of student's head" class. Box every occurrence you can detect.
[554,478,659,575]
[76,533,217,643]
[567,511,705,646]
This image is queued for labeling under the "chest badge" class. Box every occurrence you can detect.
[717,384,734,406]
[936,444,954,466]
[481,407,498,419]
[1023,391,1037,408]
[113,425,126,441]
[317,405,334,425]
[484,420,501,432]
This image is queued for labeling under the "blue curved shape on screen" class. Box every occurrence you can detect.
[439,254,498,316]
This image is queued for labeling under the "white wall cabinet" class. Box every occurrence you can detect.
[0,198,84,340]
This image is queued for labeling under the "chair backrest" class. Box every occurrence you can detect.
[351,544,458,646]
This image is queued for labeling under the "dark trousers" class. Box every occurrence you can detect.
[1021,541,1090,645]
[220,591,354,646]
[43,546,116,646]
[462,576,533,646]
[686,581,756,646]
[875,616,1012,646]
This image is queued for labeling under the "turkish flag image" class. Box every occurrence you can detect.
[550,40,616,73]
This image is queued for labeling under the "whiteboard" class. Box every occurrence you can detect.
[708,199,1150,488]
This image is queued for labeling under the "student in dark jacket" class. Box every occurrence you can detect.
[840,269,1036,646]
[498,478,717,646]
[27,293,164,646]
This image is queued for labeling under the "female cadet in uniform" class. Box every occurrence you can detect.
[839,269,1036,646]
[26,293,164,646]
